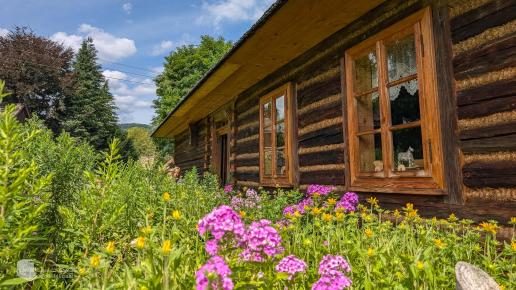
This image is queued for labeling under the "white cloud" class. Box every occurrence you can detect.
[0,27,9,37]
[122,2,133,15]
[151,40,175,56]
[198,0,275,27]
[103,70,156,123]
[50,24,137,62]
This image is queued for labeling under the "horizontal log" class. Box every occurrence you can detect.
[460,121,516,140]
[463,160,516,188]
[355,192,516,224]
[298,149,344,167]
[298,102,342,128]
[461,133,516,153]
[298,123,343,144]
[458,94,516,119]
[236,110,259,127]
[234,157,259,167]
[235,143,259,155]
[236,125,259,140]
[450,0,516,44]
[234,172,259,182]
[456,78,516,106]
[300,169,345,185]
[297,76,341,108]
[453,34,516,80]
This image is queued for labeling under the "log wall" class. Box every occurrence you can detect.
[172,0,516,223]
[173,118,210,174]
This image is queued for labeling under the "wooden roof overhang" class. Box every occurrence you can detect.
[152,0,385,138]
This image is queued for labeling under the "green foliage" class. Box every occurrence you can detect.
[126,127,157,159]
[0,81,51,284]
[62,38,119,151]
[153,35,232,125]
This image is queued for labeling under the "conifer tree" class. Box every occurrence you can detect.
[63,38,119,150]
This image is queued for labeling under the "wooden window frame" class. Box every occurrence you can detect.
[344,7,445,195]
[259,83,297,187]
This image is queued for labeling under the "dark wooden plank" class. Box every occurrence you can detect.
[461,133,516,153]
[298,123,343,143]
[297,76,341,108]
[234,172,259,182]
[298,101,342,128]
[298,149,345,167]
[463,161,516,188]
[300,169,345,185]
[458,95,516,119]
[456,78,516,106]
[234,157,259,167]
[453,34,516,80]
[460,121,516,140]
[235,143,259,155]
[236,125,259,139]
[450,0,516,43]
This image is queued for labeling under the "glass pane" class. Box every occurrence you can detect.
[354,49,378,93]
[389,79,420,126]
[392,127,424,171]
[275,95,285,123]
[263,101,272,127]
[264,149,272,175]
[264,126,272,147]
[276,122,285,147]
[276,147,287,176]
[356,91,380,132]
[358,133,383,173]
[387,33,417,82]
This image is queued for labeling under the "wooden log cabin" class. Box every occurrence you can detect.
[153,0,516,223]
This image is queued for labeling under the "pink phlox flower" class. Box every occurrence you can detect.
[205,239,218,256]
[311,271,352,290]
[239,219,284,262]
[275,255,307,280]
[335,192,359,212]
[307,184,335,196]
[196,255,234,290]
[223,184,234,193]
[312,255,352,290]
[197,205,245,241]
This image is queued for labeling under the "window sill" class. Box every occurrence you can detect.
[350,177,446,195]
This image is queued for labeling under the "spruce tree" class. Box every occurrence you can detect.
[63,38,119,150]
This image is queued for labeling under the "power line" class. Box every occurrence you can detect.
[98,58,158,74]
[0,58,156,86]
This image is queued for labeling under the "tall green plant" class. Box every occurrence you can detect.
[0,80,51,285]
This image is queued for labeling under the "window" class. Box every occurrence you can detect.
[259,83,296,186]
[344,8,445,194]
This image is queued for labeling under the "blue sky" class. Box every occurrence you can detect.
[0,0,274,124]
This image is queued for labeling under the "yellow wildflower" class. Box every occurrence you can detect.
[448,213,458,222]
[90,255,100,268]
[134,236,145,249]
[140,226,152,235]
[405,203,414,212]
[479,222,497,235]
[303,205,311,211]
[335,212,344,221]
[366,197,378,207]
[367,247,374,257]
[162,192,171,202]
[406,209,418,218]
[322,213,333,222]
[434,239,447,249]
[105,241,115,255]
[239,211,246,218]
[511,240,516,251]
[509,217,516,225]
[364,228,373,238]
[416,261,424,270]
[393,209,401,219]
[172,210,181,220]
[162,240,172,255]
[362,213,373,222]
[312,207,322,215]
[294,210,302,218]
[313,192,320,198]
[78,267,86,275]
[327,198,337,205]
[285,212,292,219]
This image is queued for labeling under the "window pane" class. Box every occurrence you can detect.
[275,95,285,123]
[263,101,272,127]
[356,91,380,132]
[276,147,287,176]
[276,122,285,147]
[358,133,383,172]
[354,49,378,93]
[392,126,424,171]
[387,33,417,82]
[389,79,420,126]
[264,126,272,147]
[264,149,272,175]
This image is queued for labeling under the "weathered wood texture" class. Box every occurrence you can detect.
[174,119,209,174]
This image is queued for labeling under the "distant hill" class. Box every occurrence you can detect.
[120,123,152,131]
